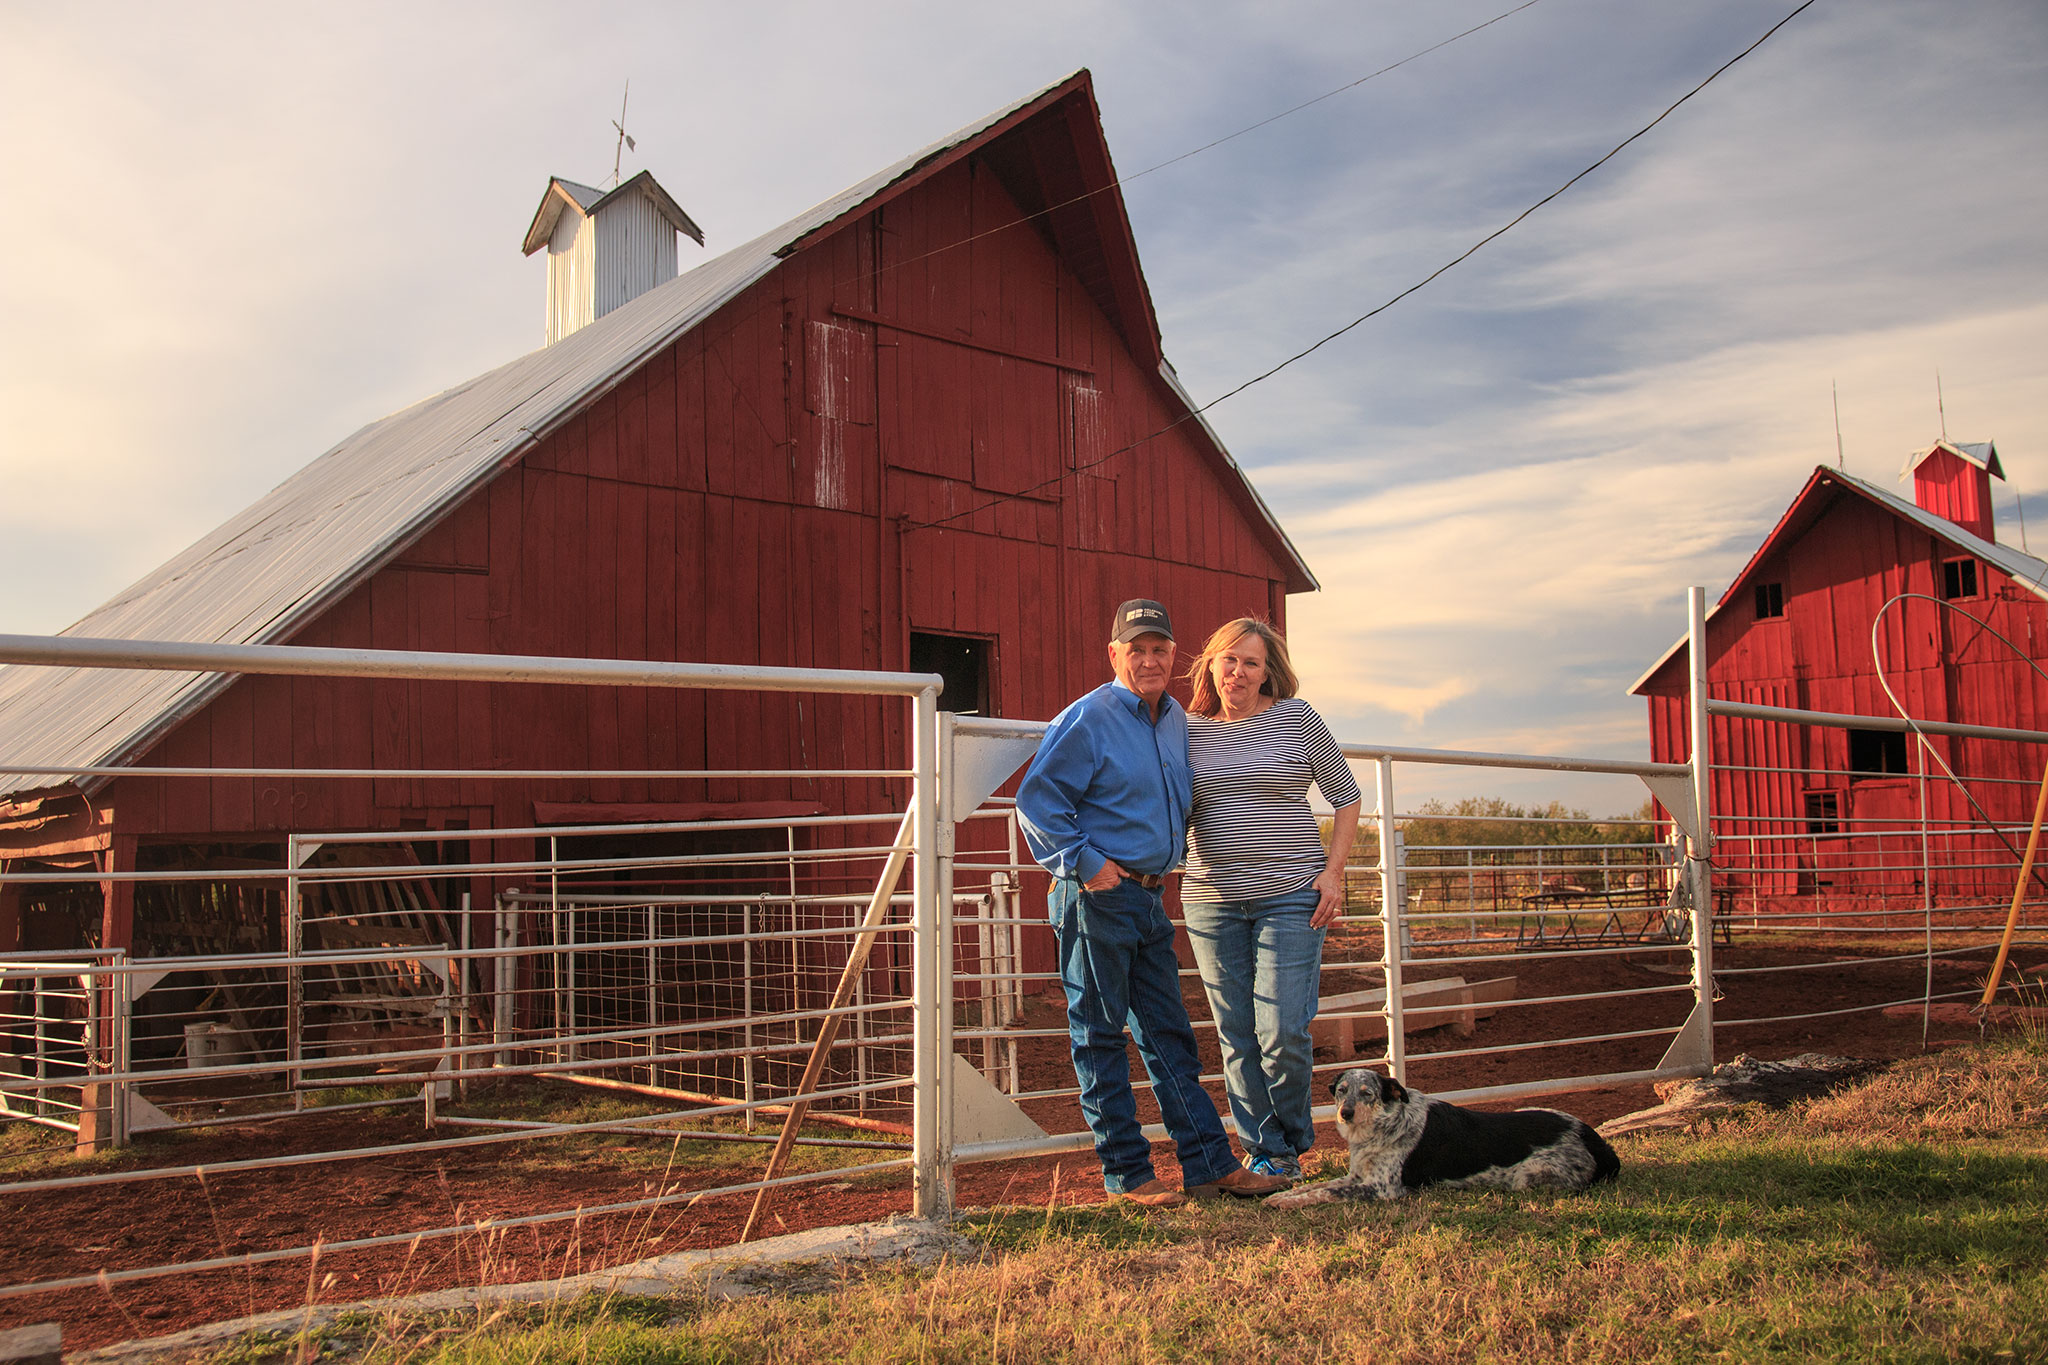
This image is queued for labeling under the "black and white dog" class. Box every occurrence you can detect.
[1267,1068,1619,1206]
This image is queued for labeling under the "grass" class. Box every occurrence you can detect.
[145,1036,2048,1362]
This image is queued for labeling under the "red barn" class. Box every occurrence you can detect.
[0,70,1314,963]
[1631,441,2045,907]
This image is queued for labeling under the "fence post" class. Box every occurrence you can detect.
[1683,585,1717,1068]
[1375,757,1407,1083]
[286,837,303,1104]
[492,894,513,1071]
[911,688,950,1220]
[112,959,131,1146]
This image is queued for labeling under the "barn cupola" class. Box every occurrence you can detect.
[1900,439,2003,542]
[522,171,704,345]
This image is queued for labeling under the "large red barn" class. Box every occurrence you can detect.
[0,70,1315,964]
[1631,441,2044,907]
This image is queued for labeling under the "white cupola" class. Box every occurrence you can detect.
[521,171,704,345]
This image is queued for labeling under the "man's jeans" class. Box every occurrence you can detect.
[1049,876,1237,1193]
[1182,887,1325,1162]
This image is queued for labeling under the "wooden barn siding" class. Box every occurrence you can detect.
[101,143,1291,974]
[1644,492,2048,898]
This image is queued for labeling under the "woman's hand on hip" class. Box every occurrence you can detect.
[1311,869,1343,928]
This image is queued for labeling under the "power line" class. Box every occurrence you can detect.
[1119,0,1546,187]
[904,0,1819,535]
[821,1,1546,321]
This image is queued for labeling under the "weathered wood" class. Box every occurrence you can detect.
[0,1322,61,1365]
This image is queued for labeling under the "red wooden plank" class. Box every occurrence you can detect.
[675,333,709,493]
[586,390,620,483]
[674,488,710,804]
[452,562,494,811]
[643,341,680,491]
[153,713,211,834]
[617,365,650,486]
[644,485,679,801]
[411,567,461,809]
[617,491,650,804]
[368,573,418,812]
[208,677,256,833]
[703,495,745,802]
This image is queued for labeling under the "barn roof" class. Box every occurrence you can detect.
[0,70,1314,800]
[1628,463,2048,696]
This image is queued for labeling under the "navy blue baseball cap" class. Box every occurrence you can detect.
[1110,599,1174,643]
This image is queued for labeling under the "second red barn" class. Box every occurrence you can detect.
[1632,441,2045,913]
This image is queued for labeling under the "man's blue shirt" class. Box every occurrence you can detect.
[1017,679,1191,882]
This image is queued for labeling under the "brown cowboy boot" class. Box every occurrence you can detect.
[1108,1177,1187,1209]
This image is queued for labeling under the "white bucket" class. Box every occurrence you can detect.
[183,1021,246,1069]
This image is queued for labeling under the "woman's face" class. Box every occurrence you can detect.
[1210,631,1270,714]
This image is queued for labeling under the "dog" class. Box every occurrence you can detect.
[1266,1068,1619,1206]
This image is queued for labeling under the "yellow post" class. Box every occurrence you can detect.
[1979,758,2048,1012]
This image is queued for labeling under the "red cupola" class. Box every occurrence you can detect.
[1902,438,2003,542]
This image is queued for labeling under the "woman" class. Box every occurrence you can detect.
[1182,618,1362,1181]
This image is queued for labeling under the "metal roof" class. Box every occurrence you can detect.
[0,72,1312,800]
[1628,464,2048,695]
[520,171,705,256]
[1896,437,2004,480]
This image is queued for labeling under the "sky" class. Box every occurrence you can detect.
[3,0,2044,814]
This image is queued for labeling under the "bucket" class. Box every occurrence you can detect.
[183,1021,246,1070]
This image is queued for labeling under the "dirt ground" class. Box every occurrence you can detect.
[3,934,2037,1353]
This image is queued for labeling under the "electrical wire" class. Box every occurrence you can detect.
[904,0,1819,534]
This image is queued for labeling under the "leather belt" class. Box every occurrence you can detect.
[1124,872,1166,890]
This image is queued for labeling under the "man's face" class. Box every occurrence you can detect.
[1109,633,1176,704]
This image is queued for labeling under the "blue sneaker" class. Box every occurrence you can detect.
[1246,1153,1302,1181]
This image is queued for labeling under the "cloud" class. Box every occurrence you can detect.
[1,0,2042,832]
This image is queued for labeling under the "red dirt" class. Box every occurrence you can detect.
[3,937,2035,1353]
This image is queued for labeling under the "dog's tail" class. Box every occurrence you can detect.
[1582,1124,1621,1184]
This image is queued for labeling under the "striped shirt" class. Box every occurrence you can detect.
[1183,697,1362,903]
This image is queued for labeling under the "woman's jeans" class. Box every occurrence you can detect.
[1049,876,1238,1193]
[1183,887,1325,1161]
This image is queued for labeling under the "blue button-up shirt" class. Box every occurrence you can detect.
[1017,679,1191,882]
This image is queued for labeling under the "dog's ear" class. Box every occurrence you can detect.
[1380,1075,1409,1105]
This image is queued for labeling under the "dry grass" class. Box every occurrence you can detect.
[190,1038,2048,1364]
[1787,1037,2048,1141]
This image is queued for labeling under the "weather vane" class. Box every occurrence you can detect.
[610,80,635,188]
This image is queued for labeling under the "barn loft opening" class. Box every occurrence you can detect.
[1847,728,1909,777]
[1755,582,1786,619]
[910,632,994,715]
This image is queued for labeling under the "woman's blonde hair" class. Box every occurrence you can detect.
[1186,617,1299,718]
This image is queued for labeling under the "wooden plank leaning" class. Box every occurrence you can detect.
[739,803,916,1243]
[1979,758,2048,1012]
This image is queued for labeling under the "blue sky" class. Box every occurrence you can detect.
[3,1,2043,811]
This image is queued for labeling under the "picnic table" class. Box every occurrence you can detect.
[1516,885,1735,950]
[1515,886,1681,949]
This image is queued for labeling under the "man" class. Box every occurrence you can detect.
[1017,599,1288,1207]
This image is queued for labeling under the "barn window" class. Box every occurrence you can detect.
[1754,582,1785,619]
[1941,557,1980,600]
[909,632,994,715]
[1802,790,1840,835]
[1848,728,1908,777]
